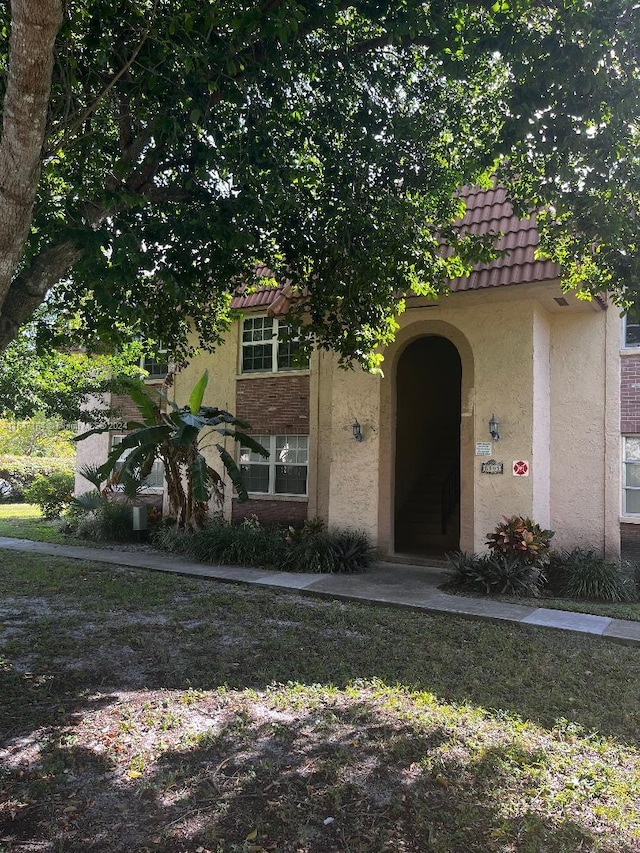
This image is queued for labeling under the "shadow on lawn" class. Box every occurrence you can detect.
[1,695,633,853]
[0,589,639,746]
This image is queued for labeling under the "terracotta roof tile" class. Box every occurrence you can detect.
[230,186,561,309]
[448,185,561,292]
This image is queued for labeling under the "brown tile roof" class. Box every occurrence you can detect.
[449,185,560,291]
[230,186,561,310]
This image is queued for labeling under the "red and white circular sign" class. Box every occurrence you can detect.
[512,460,529,477]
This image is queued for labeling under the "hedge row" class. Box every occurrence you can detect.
[0,455,75,503]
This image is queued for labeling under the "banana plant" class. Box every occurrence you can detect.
[75,370,267,530]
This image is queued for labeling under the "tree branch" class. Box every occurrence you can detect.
[46,0,159,155]
[0,239,82,350]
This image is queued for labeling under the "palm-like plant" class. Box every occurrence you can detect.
[75,370,267,530]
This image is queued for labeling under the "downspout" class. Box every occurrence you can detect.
[314,350,322,519]
[604,305,608,556]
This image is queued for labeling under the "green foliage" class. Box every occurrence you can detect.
[547,548,636,603]
[0,416,75,458]
[486,515,554,567]
[445,551,547,597]
[0,456,75,503]
[23,471,75,519]
[75,370,266,530]
[1,1,638,365]
[64,492,137,542]
[283,522,374,574]
[152,517,373,574]
[0,326,145,423]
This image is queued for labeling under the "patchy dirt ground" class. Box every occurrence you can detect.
[1,554,639,852]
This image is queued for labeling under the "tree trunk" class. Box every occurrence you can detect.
[0,0,64,347]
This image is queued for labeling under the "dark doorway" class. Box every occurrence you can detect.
[395,336,461,555]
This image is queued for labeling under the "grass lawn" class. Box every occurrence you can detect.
[0,551,638,852]
[0,503,74,544]
[2,504,640,624]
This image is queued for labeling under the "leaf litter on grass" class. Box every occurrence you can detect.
[0,551,638,852]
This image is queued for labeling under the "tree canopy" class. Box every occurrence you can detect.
[0,0,637,368]
[0,321,145,422]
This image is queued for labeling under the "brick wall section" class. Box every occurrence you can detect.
[232,498,308,526]
[621,354,640,433]
[621,523,640,561]
[236,375,309,434]
[110,394,141,422]
[111,382,166,423]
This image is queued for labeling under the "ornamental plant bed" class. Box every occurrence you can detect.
[0,551,639,853]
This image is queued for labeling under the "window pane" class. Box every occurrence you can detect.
[625,438,640,462]
[240,463,269,493]
[626,324,640,347]
[240,436,270,464]
[624,303,640,346]
[625,488,640,514]
[275,465,307,495]
[626,463,640,487]
[242,343,273,372]
[277,340,308,371]
[276,435,308,464]
[242,316,273,342]
[144,459,164,488]
[277,324,309,370]
[142,356,168,378]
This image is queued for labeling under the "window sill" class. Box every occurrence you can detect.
[234,493,308,502]
[113,485,164,494]
[236,370,310,380]
[620,348,640,357]
[620,515,640,524]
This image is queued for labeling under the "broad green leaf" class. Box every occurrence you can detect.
[189,453,210,503]
[229,432,269,458]
[173,423,200,447]
[216,442,248,502]
[188,370,209,414]
[124,383,159,424]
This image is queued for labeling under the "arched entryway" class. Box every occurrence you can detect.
[394,336,462,555]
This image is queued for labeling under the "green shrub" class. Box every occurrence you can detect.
[152,518,373,574]
[0,455,75,503]
[23,471,75,519]
[63,491,137,542]
[486,515,554,567]
[152,519,287,567]
[445,551,547,597]
[283,527,373,573]
[549,548,635,602]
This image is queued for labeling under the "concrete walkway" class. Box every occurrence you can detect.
[1,536,639,647]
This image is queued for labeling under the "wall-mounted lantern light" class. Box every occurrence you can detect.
[489,414,500,442]
[352,419,364,442]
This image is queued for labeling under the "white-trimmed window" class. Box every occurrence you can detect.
[239,434,308,496]
[240,317,308,373]
[622,305,640,348]
[623,436,640,514]
[111,435,164,489]
[141,345,169,379]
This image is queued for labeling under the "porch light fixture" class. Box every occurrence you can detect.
[352,419,364,442]
[489,414,500,442]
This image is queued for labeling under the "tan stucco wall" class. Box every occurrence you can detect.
[323,360,382,541]
[532,307,551,527]
[549,305,620,556]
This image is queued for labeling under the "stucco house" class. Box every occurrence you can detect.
[76,186,623,560]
